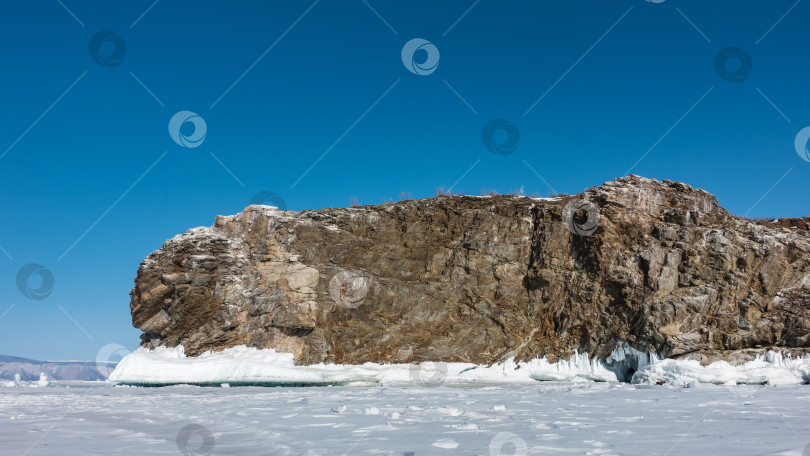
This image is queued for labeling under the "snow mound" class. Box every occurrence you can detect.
[109,345,383,386]
[107,345,810,387]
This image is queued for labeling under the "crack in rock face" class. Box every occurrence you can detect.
[129,176,810,366]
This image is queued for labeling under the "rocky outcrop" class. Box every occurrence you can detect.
[129,176,810,366]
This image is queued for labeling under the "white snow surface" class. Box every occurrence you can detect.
[2,381,809,455]
[107,344,810,387]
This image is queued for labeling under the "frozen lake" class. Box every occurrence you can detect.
[2,383,809,455]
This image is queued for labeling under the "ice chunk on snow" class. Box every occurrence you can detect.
[437,407,463,416]
[431,438,460,449]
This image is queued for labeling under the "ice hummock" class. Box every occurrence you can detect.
[3,373,51,388]
[636,350,810,386]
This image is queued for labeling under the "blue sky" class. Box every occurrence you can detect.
[1,0,808,361]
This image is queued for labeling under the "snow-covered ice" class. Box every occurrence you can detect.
[1,382,808,455]
[5,346,808,454]
[108,345,810,387]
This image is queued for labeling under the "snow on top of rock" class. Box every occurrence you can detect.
[245,204,279,210]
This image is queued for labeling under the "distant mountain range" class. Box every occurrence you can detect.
[0,355,114,381]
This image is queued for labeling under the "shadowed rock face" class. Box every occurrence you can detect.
[130,176,810,365]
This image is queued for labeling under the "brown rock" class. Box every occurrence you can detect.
[128,176,810,366]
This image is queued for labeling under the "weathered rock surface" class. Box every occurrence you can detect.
[129,176,810,365]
